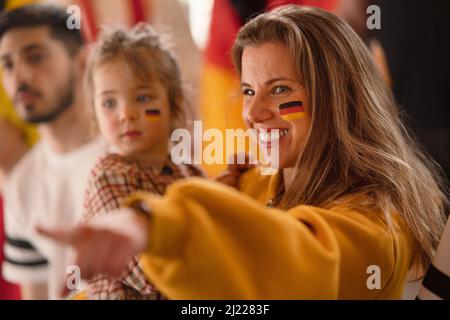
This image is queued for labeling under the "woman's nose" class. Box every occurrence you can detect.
[245,97,274,125]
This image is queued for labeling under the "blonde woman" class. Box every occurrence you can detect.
[39,5,448,299]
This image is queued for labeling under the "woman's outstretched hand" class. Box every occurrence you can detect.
[35,208,150,297]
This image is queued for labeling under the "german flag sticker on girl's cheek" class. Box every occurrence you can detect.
[279,101,305,121]
[145,109,161,122]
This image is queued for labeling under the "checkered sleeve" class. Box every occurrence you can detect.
[82,157,140,222]
[81,154,160,299]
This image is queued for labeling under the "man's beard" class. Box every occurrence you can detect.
[19,73,76,125]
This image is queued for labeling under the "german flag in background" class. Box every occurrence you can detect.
[0,0,38,303]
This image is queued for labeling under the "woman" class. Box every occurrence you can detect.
[38,5,448,299]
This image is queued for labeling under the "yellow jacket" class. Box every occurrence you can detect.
[129,168,413,299]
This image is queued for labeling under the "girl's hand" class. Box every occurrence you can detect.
[36,208,150,297]
[215,153,255,188]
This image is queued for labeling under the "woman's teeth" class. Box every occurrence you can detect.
[258,129,289,142]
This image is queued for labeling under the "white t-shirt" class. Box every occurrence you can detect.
[2,137,106,299]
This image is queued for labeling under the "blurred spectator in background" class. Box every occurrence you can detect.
[0,4,105,299]
[0,0,199,300]
[0,0,38,300]
[0,118,28,300]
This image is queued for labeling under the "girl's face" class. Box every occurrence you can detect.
[93,59,171,162]
[241,41,310,169]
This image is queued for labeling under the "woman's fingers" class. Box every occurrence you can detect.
[109,244,132,278]
[37,209,149,292]
[74,229,134,280]
[91,231,129,279]
[75,240,97,280]
[36,225,78,244]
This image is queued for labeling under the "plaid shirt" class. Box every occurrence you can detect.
[81,153,204,300]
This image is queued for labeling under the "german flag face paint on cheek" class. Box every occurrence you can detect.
[145,109,161,122]
[279,101,305,121]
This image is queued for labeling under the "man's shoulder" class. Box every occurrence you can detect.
[72,136,108,158]
[54,136,107,168]
[6,141,45,186]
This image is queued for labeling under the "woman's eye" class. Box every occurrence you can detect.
[102,99,116,109]
[137,95,152,103]
[272,85,291,95]
[242,88,255,96]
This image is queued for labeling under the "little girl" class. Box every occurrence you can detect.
[81,24,203,299]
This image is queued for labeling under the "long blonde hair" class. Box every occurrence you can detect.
[232,5,448,270]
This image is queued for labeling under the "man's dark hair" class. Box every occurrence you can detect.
[0,4,84,55]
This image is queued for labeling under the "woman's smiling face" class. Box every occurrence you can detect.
[241,41,310,169]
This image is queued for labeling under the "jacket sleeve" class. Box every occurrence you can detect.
[128,178,342,299]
